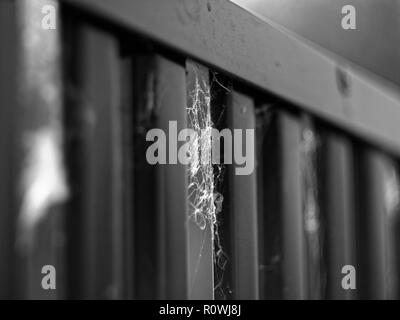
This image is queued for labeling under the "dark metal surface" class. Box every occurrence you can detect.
[279,111,308,299]
[324,132,357,299]
[358,150,398,299]
[0,0,18,300]
[228,91,259,299]
[77,25,122,299]
[155,55,189,299]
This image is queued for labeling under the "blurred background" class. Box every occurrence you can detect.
[232,0,400,87]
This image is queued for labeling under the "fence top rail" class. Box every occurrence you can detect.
[62,0,400,155]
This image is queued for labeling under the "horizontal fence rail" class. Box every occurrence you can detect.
[62,0,400,157]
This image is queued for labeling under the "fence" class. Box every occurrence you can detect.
[1,0,400,299]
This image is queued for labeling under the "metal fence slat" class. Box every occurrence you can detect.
[154,55,189,299]
[228,91,259,299]
[279,111,307,299]
[78,25,122,299]
[186,61,214,299]
[324,132,356,299]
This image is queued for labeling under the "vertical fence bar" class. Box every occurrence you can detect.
[301,117,323,300]
[0,0,18,300]
[279,110,307,299]
[120,55,135,299]
[359,149,398,299]
[255,105,267,299]
[228,91,259,299]
[131,52,159,299]
[78,25,122,299]
[186,61,214,299]
[257,106,283,299]
[324,132,356,299]
[210,75,232,300]
[14,0,67,299]
[155,55,189,299]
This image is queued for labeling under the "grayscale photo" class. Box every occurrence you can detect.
[1,0,400,307]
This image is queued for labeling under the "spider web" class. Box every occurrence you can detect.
[186,69,228,298]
